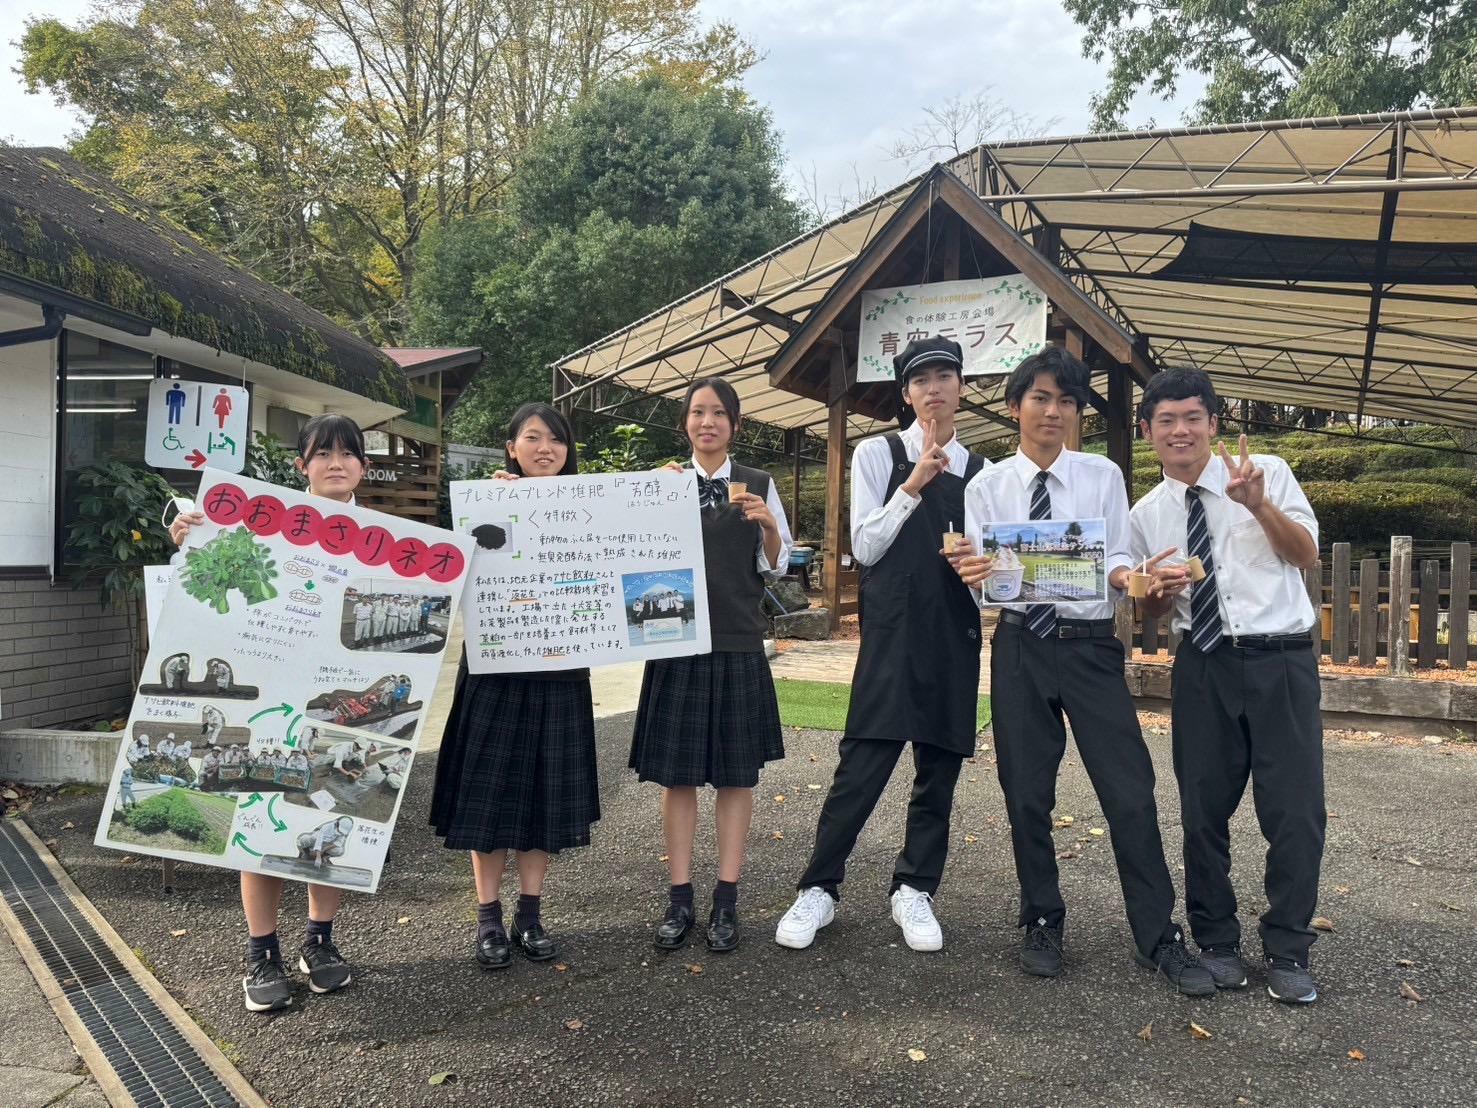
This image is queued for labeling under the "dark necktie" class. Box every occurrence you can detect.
[1025,471,1057,638]
[697,475,728,510]
[1186,487,1224,652]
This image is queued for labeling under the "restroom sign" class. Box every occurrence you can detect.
[145,379,249,473]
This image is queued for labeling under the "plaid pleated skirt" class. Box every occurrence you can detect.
[629,650,784,788]
[431,666,600,855]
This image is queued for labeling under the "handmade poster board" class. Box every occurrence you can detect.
[96,470,473,892]
[451,470,711,673]
[974,517,1108,607]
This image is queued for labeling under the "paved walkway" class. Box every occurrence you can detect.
[772,616,997,692]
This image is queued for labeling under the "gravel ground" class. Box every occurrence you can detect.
[23,720,1477,1108]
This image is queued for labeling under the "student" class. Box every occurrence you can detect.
[173,739,193,763]
[950,346,1212,995]
[156,734,176,761]
[119,765,136,811]
[630,377,792,954]
[353,597,373,644]
[1131,367,1325,1004]
[431,403,601,970]
[383,748,411,791]
[201,747,222,790]
[298,817,354,867]
[169,412,368,1012]
[371,595,388,644]
[127,735,150,766]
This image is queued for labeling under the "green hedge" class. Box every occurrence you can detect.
[125,790,214,845]
[1353,467,1477,495]
[1302,481,1477,547]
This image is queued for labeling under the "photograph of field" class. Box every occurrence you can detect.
[979,517,1107,604]
[106,786,237,857]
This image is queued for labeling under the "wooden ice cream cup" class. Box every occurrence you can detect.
[942,531,964,554]
[1186,555,1206,581]
[727,481,748,502]
[1128,571,1153,598]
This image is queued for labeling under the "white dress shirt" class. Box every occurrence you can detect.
[851,421,981,566]
[690,456,793,577]
[1130,453,1318,637]
[963,448,1134,619]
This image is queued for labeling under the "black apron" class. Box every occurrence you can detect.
[843,434,984,755]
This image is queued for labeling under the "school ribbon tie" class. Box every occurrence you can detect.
[1186,487,1224,652]
[1024,470,1058,638]
[697,475,729,510]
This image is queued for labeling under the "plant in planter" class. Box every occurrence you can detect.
[245,430,305,490]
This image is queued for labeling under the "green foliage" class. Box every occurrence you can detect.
[578,425,665,474]
[64,462,182,610]
[1354,465,1477,495]
[1065,0,1477,129]
[180,527,279,613]
[245,431,305,490]
[125,789,219,849]
[1302,481,1477,546]
[772,467,829,543]
[436,457,502,530]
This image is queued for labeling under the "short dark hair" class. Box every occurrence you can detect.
[298,413,367,464]
[680,377,741,427]
[1138,366,1218,423]
[505,402,579,476]
[1003,345,1091,410]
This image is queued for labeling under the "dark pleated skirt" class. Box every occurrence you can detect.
[628,650,784,788]
[430,665,600,854]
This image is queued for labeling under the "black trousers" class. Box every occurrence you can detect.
[991,622,1176,957]
[1171,640,1325,961]
[797,737,964,898]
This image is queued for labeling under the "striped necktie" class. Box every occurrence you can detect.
[697,475,729,509]
[1025,471,1057,638]
[1186,487,1224,652]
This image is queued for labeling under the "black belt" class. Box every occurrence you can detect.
[997,611,1117,640]
[1190,631,1313,652]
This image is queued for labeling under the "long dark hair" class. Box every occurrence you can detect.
[679,377,741,447]
[505,403,579,476]
[297,413,367,464]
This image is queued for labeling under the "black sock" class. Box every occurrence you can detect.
[669,882,694,909]
[304,918,333,947]
[247,932,280,964]
[514,893,541,931]
[713,880,738,909]
[477,900,504,942]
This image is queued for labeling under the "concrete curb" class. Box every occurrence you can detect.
[1,729,121,786]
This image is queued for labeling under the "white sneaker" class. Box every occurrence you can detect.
[774,886,836,949]
[891,884,944,951]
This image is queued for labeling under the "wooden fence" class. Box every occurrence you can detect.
[1128,537,1473,675]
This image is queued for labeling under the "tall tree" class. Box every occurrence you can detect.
[1063,0,1477,129]
[412,74,806,448]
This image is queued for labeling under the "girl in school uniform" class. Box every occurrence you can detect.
[169,412,368,1013]
[431,402,601,971]
[630,377,792,953]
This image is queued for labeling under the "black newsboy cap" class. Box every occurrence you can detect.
[894,335,964,384]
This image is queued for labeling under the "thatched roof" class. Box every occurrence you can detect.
[0,146,410,408]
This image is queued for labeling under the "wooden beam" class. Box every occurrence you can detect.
[720,286,802,334]
[1064,328,1085,451]
[790,428,803,540]
[1105,361,1134,502]
[823,347,849,630]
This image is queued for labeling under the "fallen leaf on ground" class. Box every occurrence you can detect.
[61,821,74,830]
[1137,1022,1153,1042]
[553,963,569,971]
[1348,1049,1366,1061]
[1396,958,1416,968]
[396,916,410,925]
[119,856,137,866]
[1089,828,1106,837]
[564,1019,584,1030]
[1333,885,1350,894]
[43,839,57,849]
[907,1048,927,1062]
[658,855,669,863]
[1056,850,1077,860]
[1405,856,1423,867]
[772,831,784,840]
[1054,815,1074,827]
[1189,1022,1213,1040]
[169,929,187,937]
[1311,916,1335,932]
[773,794,785,803]
[808,755,817,763]
[428,1072,457,1086]
[1400,981,1423,1002]
[964,835,978,844]
[807,783,821,790]
[685,963,703,975]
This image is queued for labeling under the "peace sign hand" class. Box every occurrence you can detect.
[901,419,950,497]
[1218,433,1265,511]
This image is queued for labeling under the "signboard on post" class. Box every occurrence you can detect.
[95,470,474,893]
[452,470,711,673]
[856,275,1048,383]
[145,379,249,473]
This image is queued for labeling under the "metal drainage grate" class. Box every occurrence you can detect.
[0,822,242,1108]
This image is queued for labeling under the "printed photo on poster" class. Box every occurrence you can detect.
[107,776,237,858]
[257,815,375,889]
[305,672,421,740]
[276,726,412,824]
[137,651,259,699]
[341,579,452,654]
[976,517,1107,606]
[621,570,698,645]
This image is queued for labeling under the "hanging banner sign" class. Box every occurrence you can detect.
[145,379,250,472]
[856,275,1048,383]
[95,470,474,893]
[452,470,711,673]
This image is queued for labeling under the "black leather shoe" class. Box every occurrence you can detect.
[654,903,694,950]
[706,905,740,953]
[476,929,512,970]
[513,922,557,962]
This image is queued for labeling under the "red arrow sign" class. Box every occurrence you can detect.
[185,449,208,469]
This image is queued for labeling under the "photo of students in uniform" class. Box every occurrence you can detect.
[339,579,451,654]
[305,672,421,739]
[197,737,311,795]
[277,726,412,823]
[621,570,698,645]
[258,815,374,889]
[108,734,237,856]
[126,719,250,787]
[136,652,259,699]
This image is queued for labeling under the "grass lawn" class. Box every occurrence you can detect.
[774,678,991,733]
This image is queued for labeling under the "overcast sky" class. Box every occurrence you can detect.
[1,0,1199,207]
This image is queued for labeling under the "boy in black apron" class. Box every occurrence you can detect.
[952,346,1213,995]
[776,336,986,952]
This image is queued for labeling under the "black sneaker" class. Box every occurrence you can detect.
[1136,934,1215,996]
[1020,920,1064,977]
[242,955,291,1012]
[298,938,353,994]
[1265,956,1318,1004]
[1199,944,1248,989]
